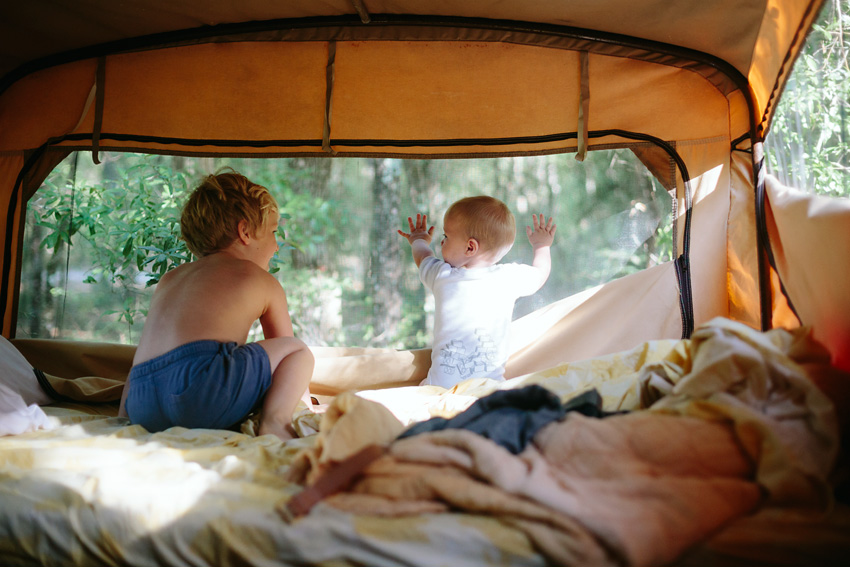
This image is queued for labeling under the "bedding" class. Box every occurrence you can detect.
[0,317,848,567]
[0,336,52,436]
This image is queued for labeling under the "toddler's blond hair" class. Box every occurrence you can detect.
[445,196,515,256]
[180,169,278,257]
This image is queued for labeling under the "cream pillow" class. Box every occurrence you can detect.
[0,336,53,435]
[0,336,51,405]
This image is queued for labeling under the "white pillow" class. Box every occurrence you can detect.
[0,335,51,405]
[0,336,53,436]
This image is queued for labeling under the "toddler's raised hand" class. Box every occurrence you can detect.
[398,213,435,245]
[526,213,557,249]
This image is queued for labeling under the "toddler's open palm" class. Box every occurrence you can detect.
[398,213,434,245]
[526,214,557,248]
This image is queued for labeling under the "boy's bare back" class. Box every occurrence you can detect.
[119,170,313,440]
[132,253,290,366]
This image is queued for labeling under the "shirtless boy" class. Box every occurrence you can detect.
[118,170,314,441]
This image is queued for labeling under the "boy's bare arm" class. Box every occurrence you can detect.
[398,213,435,268]
[118,378,130,418]
[258,272,295,338]
[526,213,557,287]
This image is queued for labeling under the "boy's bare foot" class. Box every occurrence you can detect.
[258,418,297,442]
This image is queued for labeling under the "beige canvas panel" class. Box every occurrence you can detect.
[11,336,430,399]
[728,149,762,329]
[505,262,682,377]
[102,43,329,142]
[12,338,135,383]
[679,141,735,327]
[323,43,734,146]
[0,1,822,135]
[0,44,736,160]
[0,41,736,154]
[770,265,800,330]
[765,176,850,371]
[311,347,431,395]
[751,0,825,131]
[728,89,755,142]
[331,41,582,142]
[0,59,98,151]
[588,56,733,141]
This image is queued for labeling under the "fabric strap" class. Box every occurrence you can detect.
[92,56,106,165]
[322,42,337,155]
[576,51,590,162]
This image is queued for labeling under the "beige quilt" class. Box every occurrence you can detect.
[286,318,842,566]
[0,318,844,567]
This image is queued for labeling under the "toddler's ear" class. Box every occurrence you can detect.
[465,237,479,256]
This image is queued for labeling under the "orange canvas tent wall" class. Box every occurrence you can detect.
[0,0,848,371]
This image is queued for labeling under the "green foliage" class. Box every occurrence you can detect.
[87,164,189,286]
[20,150,672,347]
[19,157,193,339]
[766,0,850,196]
[33,159,190,287]
[273,190,341,260]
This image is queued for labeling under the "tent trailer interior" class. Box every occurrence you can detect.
[0,1,849,566]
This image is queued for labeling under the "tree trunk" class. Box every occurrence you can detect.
[400,160,434,341]
[22,223,49,337]
[289,158,334,269]
[368,159,403,346]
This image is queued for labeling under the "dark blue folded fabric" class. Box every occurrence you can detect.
[398,385,611,454]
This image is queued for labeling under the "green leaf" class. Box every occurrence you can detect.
[122,237,134,257]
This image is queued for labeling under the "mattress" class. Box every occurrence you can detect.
[1,317,848,566]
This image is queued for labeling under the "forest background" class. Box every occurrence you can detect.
[15,0,850,347]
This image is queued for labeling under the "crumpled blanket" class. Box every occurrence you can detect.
[397,386,610,454]
[324,408,761,566]
[0,381,52,436]
[644,317,840,508]
[284,318,840,567]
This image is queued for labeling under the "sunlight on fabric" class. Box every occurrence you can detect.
[509,284,603,353]
[0,412,304,540]
[1,430,210,531]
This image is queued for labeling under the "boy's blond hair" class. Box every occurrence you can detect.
[181,169,278,257]
[445,195,516,255]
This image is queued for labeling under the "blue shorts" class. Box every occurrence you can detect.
[124,340,272,432]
